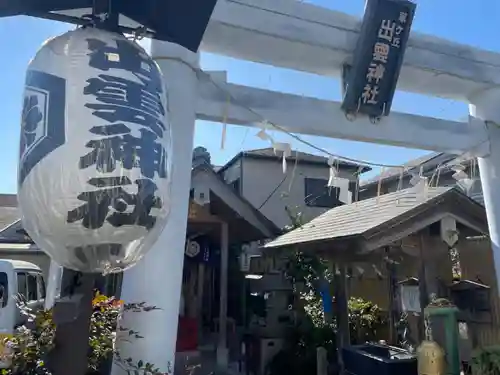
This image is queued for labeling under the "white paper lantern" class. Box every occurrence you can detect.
[17,27,172,273]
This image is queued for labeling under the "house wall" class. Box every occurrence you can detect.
[348,235,454,311]
[221,159,242,192]
[0,194,18,231]
[347,236,500,351]
[235,157,358,229]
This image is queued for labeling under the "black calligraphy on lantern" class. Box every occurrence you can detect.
[67,176,162,230]
[67,38,169,230]
[82,71,167,177]
[79,124,168,179]
[86,38,159,86]
[85,74,165,130]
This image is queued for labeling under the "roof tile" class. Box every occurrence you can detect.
[0,194,19,232]
[244,148,370,171]
[265,187,454,248]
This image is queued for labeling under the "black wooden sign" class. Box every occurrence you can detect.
[341,0,416,117]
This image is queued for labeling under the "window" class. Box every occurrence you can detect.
[0,272,8,308]
[230,178,241,194]
[17,272,27,298]
[17,272,39,301]
[37,274,46,299]
[27,273,38,301]
[304,178,343,208]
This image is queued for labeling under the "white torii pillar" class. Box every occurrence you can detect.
[44,260,63,310]
[111,41,199,375]
[470,89,500,296]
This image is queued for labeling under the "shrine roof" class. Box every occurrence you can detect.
[265,186,487,253]
[190,163,280,242]
[217,147,371,175]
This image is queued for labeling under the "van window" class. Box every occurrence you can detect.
[0,272,8,308]
[37,274,46,299]
[17,272,39,302]
[17,272,27,299]
[27,274,38,301]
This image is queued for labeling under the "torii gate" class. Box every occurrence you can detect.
[113,0,500,373]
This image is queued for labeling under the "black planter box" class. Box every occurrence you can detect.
[342,343,417,375]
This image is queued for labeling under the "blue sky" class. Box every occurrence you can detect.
[0,0,498,193]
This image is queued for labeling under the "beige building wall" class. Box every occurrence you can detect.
[222,157,358,229]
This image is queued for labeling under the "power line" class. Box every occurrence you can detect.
[153,56,487,180]
[195,67,489,171]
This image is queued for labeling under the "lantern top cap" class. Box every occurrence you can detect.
[0,0,218,52]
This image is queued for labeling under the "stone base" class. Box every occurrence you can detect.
[216,347,229,369]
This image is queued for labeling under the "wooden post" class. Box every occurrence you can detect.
[333,263,350,372]
[217,222,229,368]
[317,347,328,375]
[334,265,350,348]
[187,263,197,318]
[197,262,205,342]
[385,247,398,345]
[417,230,443,342]
[322,274,334,325]
[47,269,95,375]
[418,232,430,342]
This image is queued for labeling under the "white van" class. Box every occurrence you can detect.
[0,260,46,351]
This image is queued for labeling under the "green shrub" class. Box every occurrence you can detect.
[348,297,385,344]
[471,346,500,375]
[0,292,166,375]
